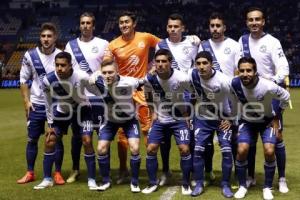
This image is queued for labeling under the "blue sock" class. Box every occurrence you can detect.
[204,143,214,173]
[71,135,82,170]
[193,146,205,185]
[264,160,276,188]
[85,153,96,179]
[26,140,38,171]
[146,154,158,185]
[130,154,141,185]
[98,154,110,183]
[236,160,247,187]
[181,154,192,186]
[43,151,55,178]
[247,144,256,178]
[160,137,171,173]
[275,140,286,178]
[55,140,64,172]
[221,147,233,187]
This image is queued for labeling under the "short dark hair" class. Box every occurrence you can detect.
[238,57,257,72]
[55,52,72,64]
[40,22,58,35]
[168,13,184,25]
[119,11,136,23]
[246,7,265,19]
[195,51,213,63]
[80,12,96,26]
[154,49,173,62]
[209,12,225,25]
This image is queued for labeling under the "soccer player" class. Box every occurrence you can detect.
[239,7,290,192]
[89,59,143,192]
[64,12,109,183]
[155,13,199,186]
[34,52,98,190]
[104,10,161,184]
[232,57,290,200]
[198,12,241,186]
[18,22,64,185]
[189,51,235,198]
[142,49,193,195]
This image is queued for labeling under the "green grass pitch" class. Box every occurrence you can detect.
[0,89,299,200]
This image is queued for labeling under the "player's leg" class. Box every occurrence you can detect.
[124,118,141,192]
[217,128,234,198]
[234,123,252,199]
[173,121,192,195]
[97,121,118,191]
[191,119,213,196]
[272,98,289,193]
[80,105,98,190]
[261,125,276,200]
[18,104,45,184]
[204,133,215,186]
[142,120,162,194]
[117,129,129,184]
[246,133,258,188]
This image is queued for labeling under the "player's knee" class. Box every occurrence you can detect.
[28,137,38,144]
[97,145,109,155]
[264,145,275,158]
[82,135,92,147]
[146,144,158,155]
[129,142,139,155]
[45,134,57,149]
[237,143,249,160]
[179,144,190,156]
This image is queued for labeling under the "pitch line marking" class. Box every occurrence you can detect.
[159,186,179,200]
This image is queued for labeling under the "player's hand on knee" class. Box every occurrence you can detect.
[219,120,232,131]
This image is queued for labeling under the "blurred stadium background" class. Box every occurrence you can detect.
[0,1,300,200]
[0,0,300,88]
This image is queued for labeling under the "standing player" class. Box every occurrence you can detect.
[239,7,290,192]
[233,57,290,200]
[18,23,64,185]
[142,49,193,195]
[64,12,109,183]
[89,59,143,192]
[34,52,98,190]
[198,12,241,186]
[104,10,161,183]
[155,13,199,186]
[189,51,235,198]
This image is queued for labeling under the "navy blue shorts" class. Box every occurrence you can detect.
[27,103,47,139]
[148,120,190,145]
[98,118,140,141]
[237,121,276,145]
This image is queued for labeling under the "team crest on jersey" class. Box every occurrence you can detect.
[212,86,221,93]
[182,46,190,55]
[92,46,99,53]
[224,47,231,54]
[171,82,180,91]
[256,94,264,101]
[259,45,267,53]
[138,41,145,49]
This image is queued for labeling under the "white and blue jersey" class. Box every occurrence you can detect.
[239,33,289,84]
[42,70,93,134]
[231,76,290,144]
[89,72,142,140]
[156,37,198,73]
[20,47,61,105]
[198,38,240,78]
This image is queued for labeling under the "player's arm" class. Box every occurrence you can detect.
[103,44,114,61]
[271,40,289,84]
[20,53,35,118]
[42,76,54,127]
[143,79,157,121]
